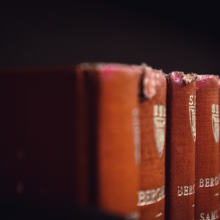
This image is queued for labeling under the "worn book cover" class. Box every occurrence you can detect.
[196,75,219,220]
[137,66,166,220]
[166,72,197,220]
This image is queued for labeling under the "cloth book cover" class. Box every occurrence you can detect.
[137,66,166,220]
[195,75,219,220]
[166,72,197,220]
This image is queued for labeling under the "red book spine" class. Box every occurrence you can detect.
[196,75,219,220]
[137,67,166,220]
[166,72,197,220]
[79,63,142,219]
[219,80,220,213]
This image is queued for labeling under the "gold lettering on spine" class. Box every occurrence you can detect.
[189,95,196,142]
[137,185,165,206]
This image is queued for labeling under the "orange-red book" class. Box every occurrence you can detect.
[137,66,166,220]
[77,63,142,218]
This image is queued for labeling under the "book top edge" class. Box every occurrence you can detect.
[196,74,219,80]
[196,74,219,89]
[142,65,166,99]
[169,71,197,85]
[77,62,143,74]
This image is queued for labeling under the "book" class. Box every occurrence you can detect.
[166,72,197,220]
[137,66,166,220]
[219,80,220,213]
[195,75,219,220]
[0,68,89,207]
[77,63,143,219]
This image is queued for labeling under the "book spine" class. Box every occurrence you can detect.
[166,72,196,220]
[219,80,220,213]
[196,75,219,220]
[84,64,142,219]
[137,67,166,220]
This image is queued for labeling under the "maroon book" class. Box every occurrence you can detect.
[219,80,220,213]
[166,72,197,220]
[0,68,89,207]
[195,75,219,220]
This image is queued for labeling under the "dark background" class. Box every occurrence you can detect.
[0,1,220,74]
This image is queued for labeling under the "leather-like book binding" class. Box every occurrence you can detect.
[166,72,197,220]
[137,66,166,220]
[196,75,219,220]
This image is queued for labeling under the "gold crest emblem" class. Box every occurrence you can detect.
[153,105,166,157]
[212,104,219,143]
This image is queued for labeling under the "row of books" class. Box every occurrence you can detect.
[0,63,219,220]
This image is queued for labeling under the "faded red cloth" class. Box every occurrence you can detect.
[196,75,219,220]
[138,67,166,220]
[166,72,196,220]
[77,63,142,218]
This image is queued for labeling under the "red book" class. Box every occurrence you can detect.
[196,75,219,220]
[166,72,197,220]
[137,66,166,220]
[77,63,142,218]
[219,80,220,213]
